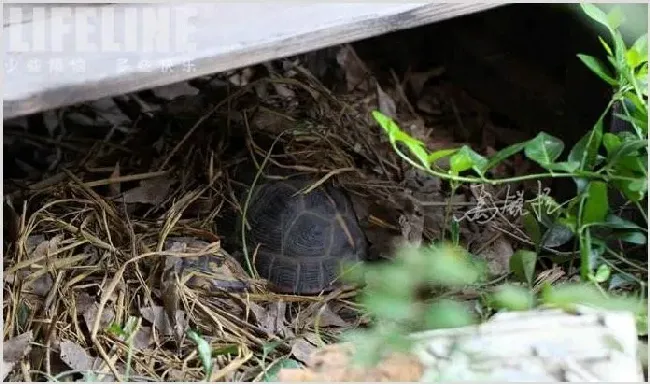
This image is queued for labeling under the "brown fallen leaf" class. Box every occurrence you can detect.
[336,45,371,92]
[88,97,132,127]
[279,342,424,382]
[17,235,65,296]
[316,304,350,328]
[133,326,155,350]
[227,67,255,87]
[249,302,292,337]
[83,303,115,334]
[376,83,397,119]
[150,81,199,101]
[75,292,96,314]
[107,162,121,197]
[140,305,187,336]
[115,177,175,205]
[291,338,318,364]
[475,233,514,276]
[2,331,33,380]
[59,340,93,372]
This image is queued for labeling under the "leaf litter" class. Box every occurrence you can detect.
[3,40,570,382]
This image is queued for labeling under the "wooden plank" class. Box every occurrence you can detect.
[2,2,502,119]
[278,309,645,382]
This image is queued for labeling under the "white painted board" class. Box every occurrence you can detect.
[2,2,502,119]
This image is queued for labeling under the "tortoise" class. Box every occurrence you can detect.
[229,173,368,295]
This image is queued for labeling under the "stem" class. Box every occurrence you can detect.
[394,146,633,186]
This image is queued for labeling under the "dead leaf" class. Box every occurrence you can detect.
[29,274,54,297]
[336,45,371,92]
[407,68,445,96]
[167,369,189,381]
[273,83,296,99]
[291,338,317,364]
[376,84,397,119]
[249,302,291,336]
[83,303,115,333]
[133,326,154,350]
[398,211,424,246]
[88,97,131,127]
[67,112,97,126]
[163,238,250,293]
[315,304,349,328]
[75,292,96,314]
[279,342,424,381]
[251,109,295,136]
[42,110,59,136]
[140,305,187,336]
[116,177,175,205]
[2,331,33,380]
[59,340,93,372]
[108,162,121,197]
[227,67,255,87]
[150,82,199,100]
[476,234,514,276]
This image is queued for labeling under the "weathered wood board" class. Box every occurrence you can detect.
[278,308,646,382]
[2,2,502,120]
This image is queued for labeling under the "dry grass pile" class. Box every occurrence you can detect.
[3,44,558,381]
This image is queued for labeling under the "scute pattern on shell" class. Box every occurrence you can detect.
[243,178,366,294]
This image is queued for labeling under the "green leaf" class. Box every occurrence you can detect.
[428,148,459,167]
[568,120,603,171]
[450,218,460,246]
[393,129,430,169]
[424,299,476,329]
[509,250,537,286]
[613,177,647,202]
[608,273,638,290]
[213,344,240,356]
[618,231,647,245]
[483,141,529,173]
[362,263,415,298]
[372,110,431,169]
[581,181,609,225]
[592,264,611,283]
[577,54,618,86]
[262,358,301,382]
[540,222,575,248]
[602,132,622,156]
[545,161,580,172]
[490,285,535,311]
[524,132,565,168]
[602,214,643,230]
[614,113,648,132]
[449,151,473,173]
[608,28,626,63]
[632,34,648,59]
[608,138,648,165]
[421,244,484,286]
[626,48,644,69]
[541,283,645,314]
[598,36,613,57]
[606,6,625,31]
[636,311,648,337]
[580,3,610,30]
[450,146,488,175]
[522,211,542,245]
[361,291,414,322]
[187,329,214,379]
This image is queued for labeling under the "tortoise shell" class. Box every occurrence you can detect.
[241,177,367,294]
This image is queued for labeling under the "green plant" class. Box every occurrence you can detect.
[345,2,648,371]
[343,242,646,368]
[371,3,647,286]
